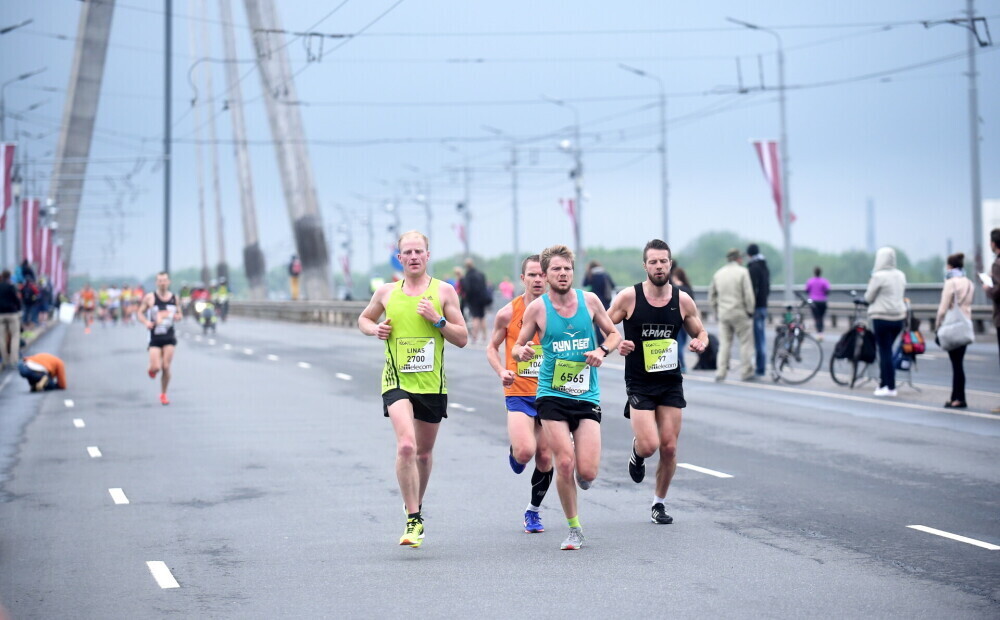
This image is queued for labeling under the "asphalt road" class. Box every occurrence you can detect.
[0,316,998,619]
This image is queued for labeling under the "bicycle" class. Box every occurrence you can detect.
[829,292,873,388]
[770,292,824,384]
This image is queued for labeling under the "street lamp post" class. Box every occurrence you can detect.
[483,125,520,281]
[544,96,584,267]
[1,67,47,141]
[727,17,794,303]
[620,64,669,245]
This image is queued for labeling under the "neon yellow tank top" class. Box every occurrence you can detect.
[381,278,447,394]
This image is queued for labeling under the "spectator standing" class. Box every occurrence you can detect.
[288,254,302,300]
[936,253,974,409]
[981,228,1000,413]
[583,260,615,309]
[805,267,831,340]
[498,276,515,301]
[20,259,35,283]
[460,259,490,344]
[20,279,41,328]
[746,244,770,377]
[0,270,22,369]
[670,266,695,372]
[708,249,756,382]
[865,247,907,397]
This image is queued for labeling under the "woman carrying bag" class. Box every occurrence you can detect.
[935,253,975,409]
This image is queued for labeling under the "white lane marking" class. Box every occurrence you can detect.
[267,354,280,362]
[677,463,734,478]
[87,446,102,458]
[146,561,180,589]
[676,372,1000,421]
[194,335,202,342]
[907,525,1000,550]
[0,374,12,394]
[208,339,216,345]
[64,399,75,408]
[297,362,312,369]
[448,403,476,412]
[223,344,232,351]
[73,418,86,428]
[108,488,130,504]
[243,348,254,355]
[335,372,353,381]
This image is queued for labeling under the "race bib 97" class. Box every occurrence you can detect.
[398,337,435,373]
[642,338,677,372]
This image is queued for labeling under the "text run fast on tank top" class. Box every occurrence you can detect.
[536,289,600,404]
[381,278,447,395]
[504,295,540,396]
[623,283,684,387]
[148,293,178,339]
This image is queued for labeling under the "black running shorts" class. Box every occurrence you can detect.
[148,336,178,349]
[624,381,686,418]
[535,396,602,432]
[382,388,448,424]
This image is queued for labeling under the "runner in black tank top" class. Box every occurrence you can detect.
[138,272,183,406]
[607,240,708,525]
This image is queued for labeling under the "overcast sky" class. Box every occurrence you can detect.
[1,0,998,281]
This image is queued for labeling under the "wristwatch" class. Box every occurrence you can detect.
[599,344,610,357]
[433,316,446,328]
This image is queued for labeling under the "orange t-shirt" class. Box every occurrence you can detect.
[26,353,67,388]
[504,295,541,397]
[80,290,96,309]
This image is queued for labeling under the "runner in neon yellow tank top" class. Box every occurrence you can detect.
[359,230,468,549]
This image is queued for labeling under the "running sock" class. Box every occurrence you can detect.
[653,496,666,506]
[530,467,553,508]
[567,516,581,529]
[526,504,540,513]
[407,512,421,521]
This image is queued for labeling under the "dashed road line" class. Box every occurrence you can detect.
[267,354,280,362]
[73,419,85,428]
[907,525,1000,550]
[448,403,476,412]
[297,362,312,369]
[335,372,353,381]
[108,488,130,505]
[207,339,216,345]
[223,344,232,351]
[243,348,254,355]
[0,374,12,394]
[146,561,180,589]
[64,399,75,408]
[87,446,102,458]
[677,463,733,478]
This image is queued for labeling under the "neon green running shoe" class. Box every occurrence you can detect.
[399,517,424,548]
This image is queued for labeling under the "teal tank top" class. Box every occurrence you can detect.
[536,289,600,404]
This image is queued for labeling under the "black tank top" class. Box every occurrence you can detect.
[148,293,178,339]
[623,283,684,388]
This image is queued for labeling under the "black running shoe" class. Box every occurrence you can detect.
[651,503,673,524]
[628,439,645,483]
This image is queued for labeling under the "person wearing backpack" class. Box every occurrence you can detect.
[21,280,41,328]
[936,253,974,409]
[865,247,907,397]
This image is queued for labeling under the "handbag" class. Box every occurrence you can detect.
[937,288,974,352]
[901,330,925,355]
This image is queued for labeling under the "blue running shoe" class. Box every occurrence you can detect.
[524,510,544,533]
[508,445,526,474]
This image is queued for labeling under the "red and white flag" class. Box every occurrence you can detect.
[22,198,39,262]
[752,140,795,226]
[0,143,14,231]
[453,223,466,245]
[39,226,51,277]
[339,254,353,289]
[559,198,577,229]
[53,245,63,293]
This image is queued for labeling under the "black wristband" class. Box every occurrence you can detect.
[599,344,610,357]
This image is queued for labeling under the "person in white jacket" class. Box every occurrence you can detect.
[864,247,907,396]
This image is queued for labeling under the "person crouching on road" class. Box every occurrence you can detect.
[19,352,67,392]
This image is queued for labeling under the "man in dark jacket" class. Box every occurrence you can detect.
[0,270,23,369]
[461,259,490,343]
[746,244,770,377]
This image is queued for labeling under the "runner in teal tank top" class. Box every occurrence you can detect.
[359,231,468,549]
[512,244,621,550]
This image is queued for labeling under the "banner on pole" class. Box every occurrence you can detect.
[752,140,795,226]
[0,143,14,231]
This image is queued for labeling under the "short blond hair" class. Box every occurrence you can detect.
[398,230,429,250]
[540,244,574,272]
